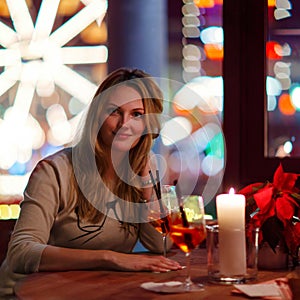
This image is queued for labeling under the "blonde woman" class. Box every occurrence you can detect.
[0,68,181,296]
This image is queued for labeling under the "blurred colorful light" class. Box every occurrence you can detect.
[266,41,283,60]
[160,117,192,146]
[200,26,223,44]
[268,0,276,7]
[290,84,300,110]
[278,93,295,115]
[266,76,282,96]
[0,203,20,219]
[204,44,223,60]
[283,140,293,154]
[194,0,215,8]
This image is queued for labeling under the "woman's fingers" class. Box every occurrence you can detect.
[143,255,182,272]
[111,252,182,272]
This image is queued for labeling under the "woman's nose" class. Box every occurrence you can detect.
[119,113,130,126]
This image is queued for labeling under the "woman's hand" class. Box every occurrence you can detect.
[40,243,180,274]
[107,251,182,273]
[40,246,181,273]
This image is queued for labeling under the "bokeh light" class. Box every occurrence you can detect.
[160,117,192,146]
[268,0,276,7]
[200,26,223,44]
[266,41,283,60]
[204,44,223,60]
[194,0,215,8]
[283,140,293,154]
[274,9,291,20]
[57,0,80,16]
[267,95,277,111]
[266,76,282,96]
[290,84,300,110]
[0,203,21,219]
[278,93,295,115]
[201,154,223,176]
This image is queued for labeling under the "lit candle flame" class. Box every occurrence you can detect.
[229,187,235,194]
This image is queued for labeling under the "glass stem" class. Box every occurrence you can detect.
[185,251,193,288]
[162,234,167,257]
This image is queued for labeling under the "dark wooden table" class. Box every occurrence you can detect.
[14,249,292,300]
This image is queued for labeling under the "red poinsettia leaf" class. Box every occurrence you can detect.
[241,165,300,256]
[273,163,299,191]
[284,222,300,255]
[253,186,274,215]
[275,195,295,224]
[293,222,300,247]
[239,182,265,197]
[248,215,262,230]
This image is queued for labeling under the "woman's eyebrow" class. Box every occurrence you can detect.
[108,103,144,111]
[132,108,145,111]
[107,103,119,108]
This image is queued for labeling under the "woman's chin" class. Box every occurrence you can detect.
[111,143,133,153]
[111,139,139,152]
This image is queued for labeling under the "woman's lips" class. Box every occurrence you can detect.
[116,134,131,139]
[113,131,132,139]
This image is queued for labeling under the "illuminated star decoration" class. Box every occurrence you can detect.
[0,0,108,170]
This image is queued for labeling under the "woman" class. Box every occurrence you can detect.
[0,68,181,296]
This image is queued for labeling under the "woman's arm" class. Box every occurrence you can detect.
[138,222,173,253]
[40,246,181,272]
[7,159,62,274]
[8,154,181,274]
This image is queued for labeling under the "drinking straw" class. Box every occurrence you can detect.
[149,170,165,214]
[149,170,159,200]
[156,170,161,200]
[155,170,170,231]
[173,180,189,228]
[149,170,169,233]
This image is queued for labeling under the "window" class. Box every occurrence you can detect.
[223,0,300,190]
[266,0,300,158]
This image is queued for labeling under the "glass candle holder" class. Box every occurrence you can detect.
[206,224,259,284]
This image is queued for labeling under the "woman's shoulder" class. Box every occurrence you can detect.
[43,147,72,163]
[26,148,74,192]
[35,147,73,172]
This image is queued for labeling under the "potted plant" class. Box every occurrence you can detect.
[239,164,300,269]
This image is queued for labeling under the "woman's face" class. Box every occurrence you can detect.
[99,85,146,153]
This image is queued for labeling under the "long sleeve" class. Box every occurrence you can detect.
[0,153,69,297]
[138,222,173,253]
[7,159,63,274]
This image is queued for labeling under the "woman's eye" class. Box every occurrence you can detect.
[108,107,119,115]
[133,111,143,118]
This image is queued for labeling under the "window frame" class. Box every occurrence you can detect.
[222,0,297,191]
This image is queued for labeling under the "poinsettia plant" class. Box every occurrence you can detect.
[239,164,300,267]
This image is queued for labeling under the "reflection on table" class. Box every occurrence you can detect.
[14,248,293,300]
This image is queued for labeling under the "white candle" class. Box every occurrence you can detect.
[216,188,247,276]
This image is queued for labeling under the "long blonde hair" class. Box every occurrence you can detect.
[71,68,163,222]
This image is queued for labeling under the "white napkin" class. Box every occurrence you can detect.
[233,283,281,298]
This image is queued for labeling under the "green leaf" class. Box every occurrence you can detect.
[291,193,300,204]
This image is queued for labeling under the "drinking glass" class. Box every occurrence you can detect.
[147,185,177,257]
[169,195,206,291]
